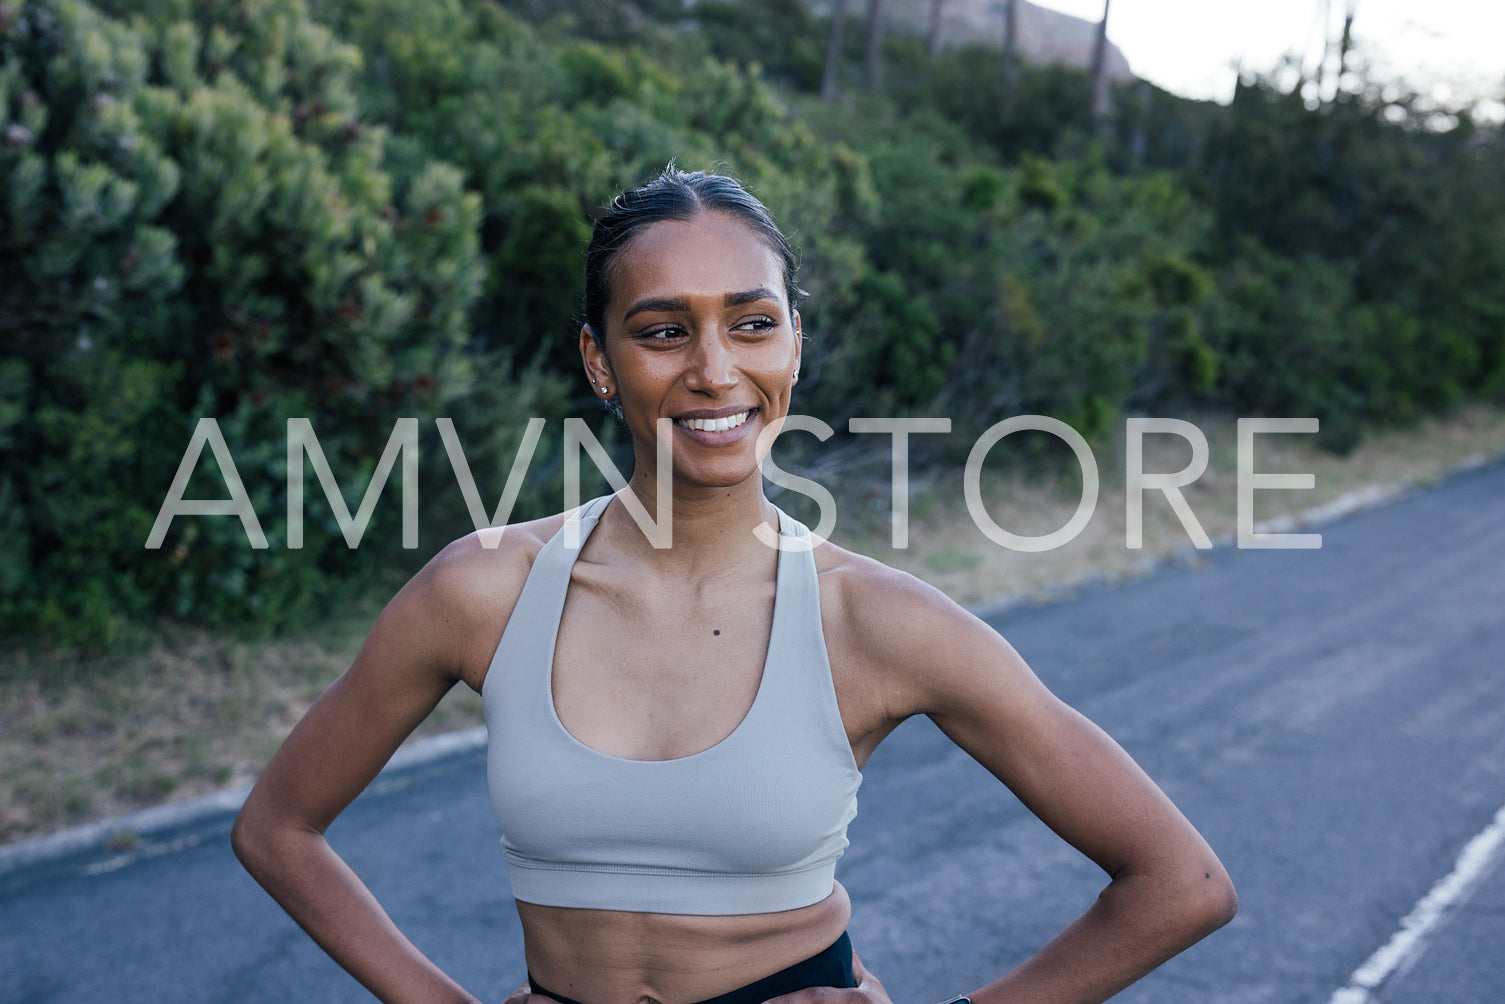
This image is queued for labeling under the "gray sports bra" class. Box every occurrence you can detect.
[482,495,862,915]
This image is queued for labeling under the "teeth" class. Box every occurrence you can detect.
[677,410,751,433]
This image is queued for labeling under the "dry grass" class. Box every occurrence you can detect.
[0,615,484,844]
[825,406,1505,608]
[3,405,1502,846]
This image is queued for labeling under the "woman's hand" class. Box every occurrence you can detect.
[501,980,537,1004]
[764,949,893,1004]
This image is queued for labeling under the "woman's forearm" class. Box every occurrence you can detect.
[232,814,481,1004]
[972,866,1237,1004]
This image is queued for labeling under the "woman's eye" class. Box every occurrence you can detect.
[736,317,778,333]
[639,326,685,341]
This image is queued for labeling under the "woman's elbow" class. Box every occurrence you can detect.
[230,804,265,873]
[230,798,287,880]
[1182,865,1238,939]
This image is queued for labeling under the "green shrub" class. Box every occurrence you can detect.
[6,0,1503,650]
[1,0,484,645]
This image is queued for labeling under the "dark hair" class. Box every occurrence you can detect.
[582,166,803,347]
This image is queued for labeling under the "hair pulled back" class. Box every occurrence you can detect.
[582,167,802,347]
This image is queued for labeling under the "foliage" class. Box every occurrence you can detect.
[885,39,1097,163]
[3,0,1502,649]
[688,0,825,92]
[1194,76,1505,447]
[2,0,485,644]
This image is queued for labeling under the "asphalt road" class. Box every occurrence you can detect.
[3,459,1503,1004]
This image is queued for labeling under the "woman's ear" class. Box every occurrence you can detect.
[791,309,803,381]
[580,324,614,398]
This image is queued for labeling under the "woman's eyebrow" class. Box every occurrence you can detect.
[722,285,782,307]
[724,287,781,307]
[622,288,781,321]
[623,295,690,321]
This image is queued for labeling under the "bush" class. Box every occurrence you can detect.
[5,0,1503,650]
[1,0,484,645]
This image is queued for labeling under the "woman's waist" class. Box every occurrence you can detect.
[518,881,851,1004]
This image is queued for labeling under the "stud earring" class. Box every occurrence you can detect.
[600,385,610,394]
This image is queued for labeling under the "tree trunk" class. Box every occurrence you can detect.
[821,0,850,102]
[1315,0,1331,94]
[1130,79,1150,163]
[864,0,885,92]
[1090,0,1112,133]
[1337,0,1357,95]
[1001,0,1018,86]
[927,0,945,55]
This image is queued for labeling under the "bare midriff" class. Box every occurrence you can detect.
[517,880,852,1004]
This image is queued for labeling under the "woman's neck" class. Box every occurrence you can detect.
[604,474,781,577]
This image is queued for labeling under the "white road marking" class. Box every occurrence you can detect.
[1329,801,1505,1003]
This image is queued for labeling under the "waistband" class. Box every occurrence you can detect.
[527,931,854,1004]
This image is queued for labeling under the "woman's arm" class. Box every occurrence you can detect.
[820,555,1237,1004]
[231,535,530,1004]
[940,679,1238,1002]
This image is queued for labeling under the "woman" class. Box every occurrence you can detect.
[232,167,1236,1004]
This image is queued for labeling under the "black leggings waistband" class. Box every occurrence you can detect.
[527,930,854,1004]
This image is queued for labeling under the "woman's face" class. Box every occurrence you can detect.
[581,211,801,493]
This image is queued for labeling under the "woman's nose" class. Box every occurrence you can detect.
[687,334,737,392]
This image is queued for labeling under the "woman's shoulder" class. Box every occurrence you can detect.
[423,509,572,596]
[812,540,946,609]
[391,509,577,689]
[812,540,1034,726]
[812,541,987,670]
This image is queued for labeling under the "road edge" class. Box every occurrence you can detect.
[0,726,486,889]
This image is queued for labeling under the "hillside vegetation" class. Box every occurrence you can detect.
[3,0,1503,648]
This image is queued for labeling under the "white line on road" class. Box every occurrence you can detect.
[1329,801,1505,1004]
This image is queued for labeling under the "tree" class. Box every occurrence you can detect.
[821,0,850,101]
[926,0,945,55]
[864,0,884,92]
[1001,0,1019,99]
[1090,0,1112,132]
[1314,0,1332,95]
[1336,0,1357,101]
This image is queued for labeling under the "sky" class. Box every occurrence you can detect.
[1033,0,1505,109]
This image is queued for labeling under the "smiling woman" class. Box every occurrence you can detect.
[581,206,801,495]
[231,165,1236,1004]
